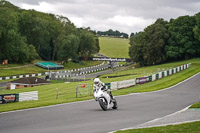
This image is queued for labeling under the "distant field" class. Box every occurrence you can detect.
[99,37,130,58]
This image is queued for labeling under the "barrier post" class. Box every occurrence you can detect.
[56,88,58,99]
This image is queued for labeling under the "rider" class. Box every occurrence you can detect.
[93,78,113,99]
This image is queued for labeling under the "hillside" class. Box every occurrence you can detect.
[99,37,130,58]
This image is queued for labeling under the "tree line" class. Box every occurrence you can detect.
[129,14,200,66]
[0,0,99,64]
[97,29,129,39]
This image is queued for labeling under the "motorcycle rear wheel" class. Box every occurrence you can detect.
[112,99,118,109]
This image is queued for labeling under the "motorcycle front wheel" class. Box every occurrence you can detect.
[99,98,108,111]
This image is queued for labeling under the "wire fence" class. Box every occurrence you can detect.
[56,83,93,99]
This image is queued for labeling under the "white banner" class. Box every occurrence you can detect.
[19,91,38,102]
[117,79,136,89]
[110,82,118,90]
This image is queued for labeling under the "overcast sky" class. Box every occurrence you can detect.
[7,0,200,35]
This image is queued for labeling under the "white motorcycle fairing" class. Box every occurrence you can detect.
[93,86,117,111]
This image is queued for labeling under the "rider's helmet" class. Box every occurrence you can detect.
[94,78,100,85]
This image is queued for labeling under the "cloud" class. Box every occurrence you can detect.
[21,1,56,13]
[7,0,200,34]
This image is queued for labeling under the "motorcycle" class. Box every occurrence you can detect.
[93,86,117,111]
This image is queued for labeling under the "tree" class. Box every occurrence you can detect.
[129,32,145,65]
[166,16,197,59]
[97,29,129,38]
[142,18,169,65]
[129,19,169,66]
[58,34,79,64]
[27,45,39,62]
[0,1,39,63]
[0,1,99,64]
[79,29,97,57]
[193,12,200,56]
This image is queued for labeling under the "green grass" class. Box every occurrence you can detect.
[0,80,94,112]
[0,61,102,77]
[190,102,200,108]
[64,61,102,69]
[115,121,200,133]
[0,66,45,77]
[99,37,130,58]
[0,58,199,112]
[0,63,26,68]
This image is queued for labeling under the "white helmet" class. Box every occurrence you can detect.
[94,78,100,85]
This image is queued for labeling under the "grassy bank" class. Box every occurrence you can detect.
[115,121,200,133]
[99,37,130,58]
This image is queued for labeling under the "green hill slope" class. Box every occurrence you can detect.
[99,37,130,58]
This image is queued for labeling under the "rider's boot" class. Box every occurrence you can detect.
[109,91,114,100]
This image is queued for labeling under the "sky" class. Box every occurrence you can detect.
[7,0,200,35]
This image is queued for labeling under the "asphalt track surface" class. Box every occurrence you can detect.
[0,73,200,133]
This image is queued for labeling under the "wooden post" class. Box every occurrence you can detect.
[76,87,78,98]
[56,88,58,99]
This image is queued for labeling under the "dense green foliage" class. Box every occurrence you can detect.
[0,0,99,63]
[97,29,129,38]
[129,15,200,66]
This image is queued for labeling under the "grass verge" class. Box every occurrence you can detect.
[115,121,200,133]
[190,102,200,108]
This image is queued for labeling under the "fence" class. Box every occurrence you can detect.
[76,83,92,98]
[0,62,106,81]
[56,87,76,99]
[52,78,91,82]
[108,63,191,90]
